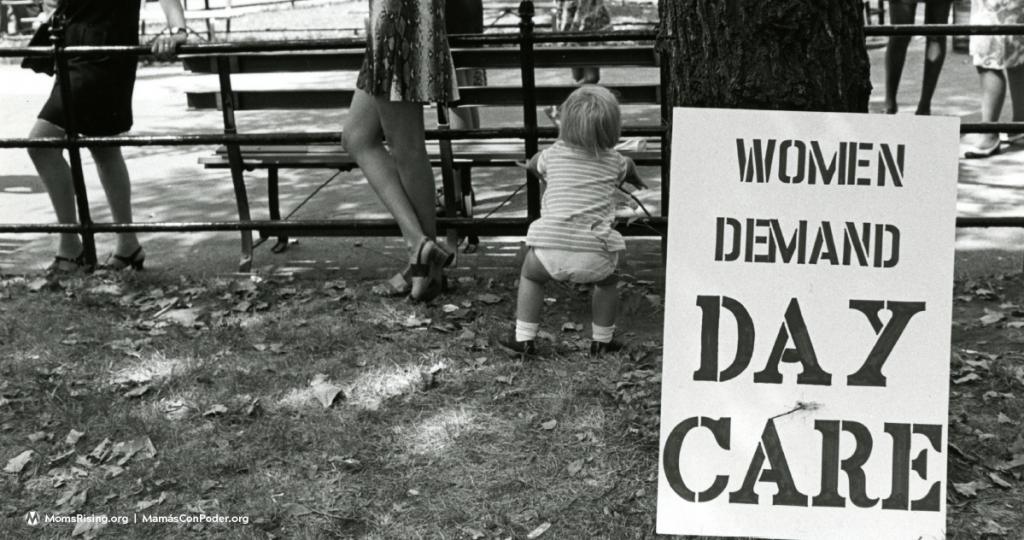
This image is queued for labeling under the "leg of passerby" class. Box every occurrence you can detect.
[970,66,1006,154]
[884,0,917,114]
[90,145,143,268]
[1005,63,1024,143]
[917,0,952,115]
[27,119,84,270]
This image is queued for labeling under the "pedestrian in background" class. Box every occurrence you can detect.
[964,0,1024,158]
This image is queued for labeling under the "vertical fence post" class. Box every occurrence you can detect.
[51,15,98,267]
[518,0,540,221]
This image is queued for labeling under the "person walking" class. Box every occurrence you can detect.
[883,0,954,115]
[27,0,188,274]
[963,0,1024,158]
[344,0,459,302]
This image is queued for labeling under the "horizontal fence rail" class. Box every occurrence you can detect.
[2,12,1024,271]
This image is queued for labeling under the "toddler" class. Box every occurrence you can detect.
[501,85,645,357]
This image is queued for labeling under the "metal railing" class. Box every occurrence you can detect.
[1,1,1023,270]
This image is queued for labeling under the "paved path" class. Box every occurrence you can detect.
[1,14,1022,281]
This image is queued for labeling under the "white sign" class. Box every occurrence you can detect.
[657,108,960,539]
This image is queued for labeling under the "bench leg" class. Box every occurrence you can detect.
[459,166,479,253]
[226,147,254,273]
[267,167,289,254]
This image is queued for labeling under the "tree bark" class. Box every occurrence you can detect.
[658,0,872,112]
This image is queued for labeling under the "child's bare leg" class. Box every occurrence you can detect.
[516,249,550,324]
[591,273,619,342]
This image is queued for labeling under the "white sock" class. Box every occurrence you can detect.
[592,324,615,344]
[516,320,539,342]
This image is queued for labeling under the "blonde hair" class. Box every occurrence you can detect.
[558,85,621,155]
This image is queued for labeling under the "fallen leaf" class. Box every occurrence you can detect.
[989,472,1013,488]
[245,398,261,417]
[87,284,123,296]
[101,465,125,479]
[953,373,981,385]
[981,519,1009,536]
[461,527,486,540]
[540,419,557,431]
[567,458,585,476]
[71,519,107,539]
[123,385,152,398]
[28,431,49,443]
[476,293,502,305]
[65,429,85,446]
[442,304,460,313]
[402,315,431,328]
[27,278,57,293]
[160,308,202,327]
[87,439,113,465]
[997,412,1013,424]
[980,310,1005,326]
[310,374,345,408]
[282,502,312,517]
[203,405,228,417]
[135,491,167,511]
[952,480,990,498]
[4,450,33,473]
[561,322,581,332]
[526,522,552,539]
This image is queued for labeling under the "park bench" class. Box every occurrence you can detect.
[182,41,666,272]
[0,0,43,36]
[140,0,235,41]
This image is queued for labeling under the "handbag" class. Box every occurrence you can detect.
[20,22,55,76]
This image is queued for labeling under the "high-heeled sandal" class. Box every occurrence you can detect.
[46,252,92,276]
[102,246,145,271]
[409,238,453,303]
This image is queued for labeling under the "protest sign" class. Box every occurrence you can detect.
[657,108,960,539]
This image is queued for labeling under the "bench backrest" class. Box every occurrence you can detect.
[182,45,661,111]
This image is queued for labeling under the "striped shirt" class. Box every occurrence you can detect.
[526,141,627,253]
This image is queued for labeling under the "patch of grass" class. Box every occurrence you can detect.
[1,267,1021,539]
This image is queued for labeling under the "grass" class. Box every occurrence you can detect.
[0,266,1022,539]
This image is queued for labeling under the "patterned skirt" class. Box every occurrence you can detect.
[356,0,460,104]
[970,0,1024,69]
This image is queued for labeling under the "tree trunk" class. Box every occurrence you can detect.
[658,0,872,112]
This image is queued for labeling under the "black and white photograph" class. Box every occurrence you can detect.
[1,0,1023,538]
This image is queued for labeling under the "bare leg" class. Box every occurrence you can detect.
[917,0,952,115]
[374,95,438,241]
[27,119,81,259]
[976,66,1006,148]
[516,249,551,323]
[341,89,428,252]
[1006,63,1024,122]
[89,145,140,256]
[884,1,917,114]
[591,274,619,328]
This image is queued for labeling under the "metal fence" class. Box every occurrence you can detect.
[1,1,1023,269]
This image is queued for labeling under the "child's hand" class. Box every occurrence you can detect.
[623,172,648,190]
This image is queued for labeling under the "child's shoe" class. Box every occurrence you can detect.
[589,340,624,357]
[499,336,538,358]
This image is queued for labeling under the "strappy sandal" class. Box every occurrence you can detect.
[409,238,453,303]
[46,252,92,276]
[371,266,413,297]
[101,246,145,271]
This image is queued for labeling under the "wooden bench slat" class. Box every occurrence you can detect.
[186,84,660,110]
[182,46,658,74]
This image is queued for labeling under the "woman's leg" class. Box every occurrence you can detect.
[1006,63,1024,122]
[374,95,438,241]
[341,89,428,251]
[27,119,82,259]
[976,66,1006,148]
[884,1,917,114]
[917,0,953,115]
[88,145,140,256]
